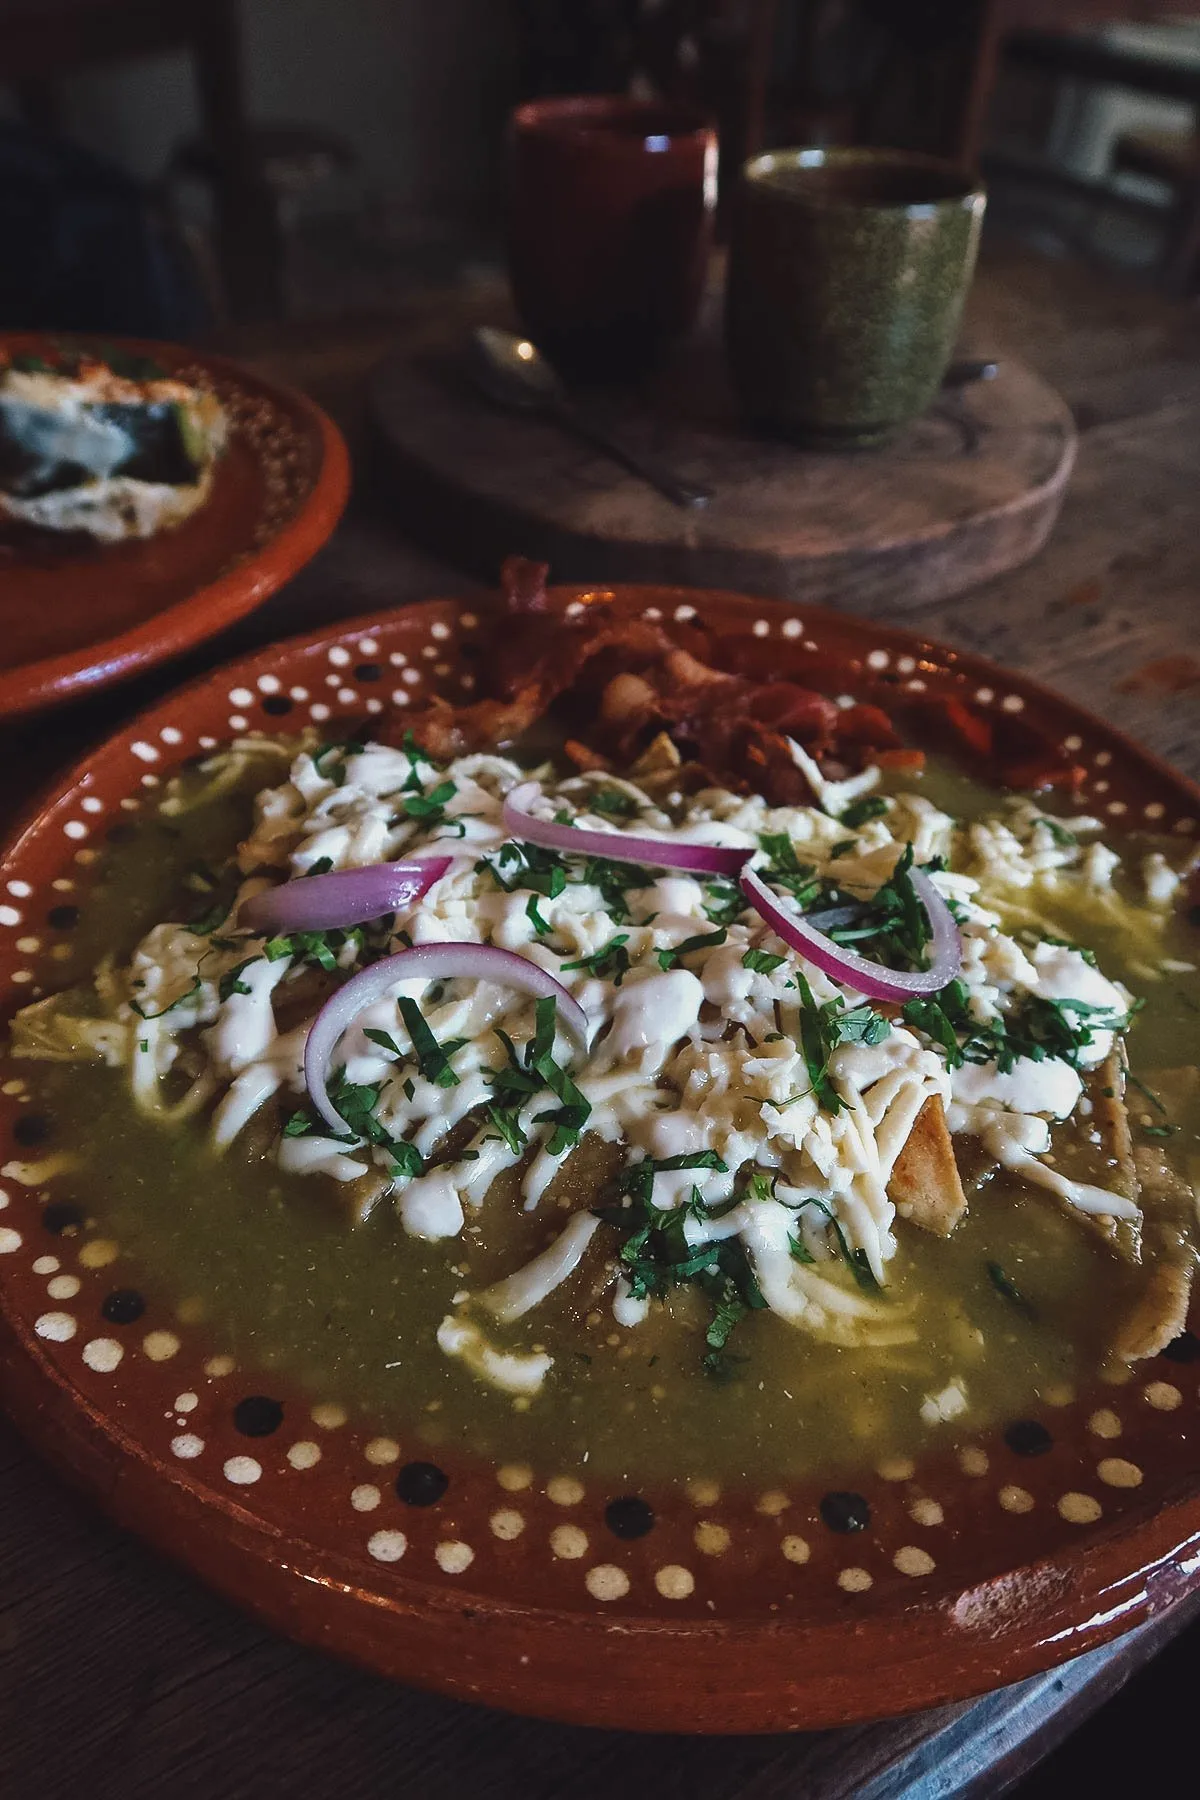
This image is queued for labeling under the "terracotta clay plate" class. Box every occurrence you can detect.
[0,332,350,719]
[0,585,1198,1735]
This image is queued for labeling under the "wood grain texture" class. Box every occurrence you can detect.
[0,1409,1195,1800]
[1,238,1200,1793]
[370,321,1076,611]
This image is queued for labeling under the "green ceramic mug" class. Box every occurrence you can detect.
[725,147,986,447]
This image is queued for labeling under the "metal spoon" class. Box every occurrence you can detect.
[943,359,1000,388]
[468,326,712,510]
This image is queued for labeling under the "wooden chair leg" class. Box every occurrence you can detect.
[743,0,780,160]
[189,0,285,321]
[1163,179,1200,297]
[941,0,1001,168]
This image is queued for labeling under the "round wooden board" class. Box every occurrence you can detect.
[371,325,1076,612]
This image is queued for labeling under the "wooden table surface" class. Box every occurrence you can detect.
[2,240,1199,1797]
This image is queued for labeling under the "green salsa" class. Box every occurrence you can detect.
[13,751,1200,1490]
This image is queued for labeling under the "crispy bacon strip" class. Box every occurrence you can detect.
[888,1095,967,1236]
[395,560,1084,800]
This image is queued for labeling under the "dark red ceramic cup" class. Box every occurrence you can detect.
[507,95,717,378]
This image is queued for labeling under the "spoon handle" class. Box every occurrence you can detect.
[551,400,712,510]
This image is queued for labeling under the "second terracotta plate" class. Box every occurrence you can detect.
[0,333,350,719]
[0,584,1198,1733]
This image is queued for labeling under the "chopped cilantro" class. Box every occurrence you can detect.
[902,980,1131,1074]
[561,934,631,984]
[579,854,651,922]
[323,1069,383,1141]
[529,1051,590,1155]
[1127,1071,1166,1115]
[838,1003,893,1046]
[829,839,857,860]
[525,894,552,937]
[304,856,335,878]
[840,794,888,828]
[312,737,365,786]
[987,1259,1037,1319]
[485,997,592,1156]
[185,898,232,937]
[485,1104,527,1155]
[399,729,430,788]
[793,1197,879,1290]
[363,1027,404,1058]
[703,878,745,927]
[902,986,968,1065]
[702,1348,750,1383]
[479,840,569,899]
[530,993,556,1067]
[588,788,639,819]
[262,927,364,973]
[742,949,786,975]
[396,998,464,1088]
[656,927,726,971]
[839,843,929,969]
[1038,816,1077,848]
[617,1148,728,1209]
[388,1140,425,1179]
[398,778,458,830]
[594,1164,762,1378]
[218,957,261,1002]
[1143,1122,1179,1140]
[479,836,652,922]
[303,1067,426,1181]
[1018,928,1097,968]
[758,833,822,907]
[792,972,891,1113]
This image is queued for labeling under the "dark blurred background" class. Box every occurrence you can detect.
[4,0,1200,336]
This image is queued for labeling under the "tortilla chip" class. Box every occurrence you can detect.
[889,1094,967,1236]
[1074,1047,1142,1264]
[1112,1146,1197,1361]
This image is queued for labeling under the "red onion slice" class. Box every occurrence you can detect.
[240,857,452,936]
[740,864,961,1002]
[502,781,748,878]
[303,942,590,1138]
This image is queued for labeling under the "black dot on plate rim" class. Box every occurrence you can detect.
[233,1395,285,1437]
[13,1113,52,1146]
[41,1201,84,1235]
[101,1288,146,1325]
[261,694,293,717]
[395,1460,448,1506]
[47,904,80,930]
[820,1491,871,1534]
[604,1496,656,1540]
[355,662,381,682]
[1004,1419,1053,1457]
[1162,1329,1200,1364]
